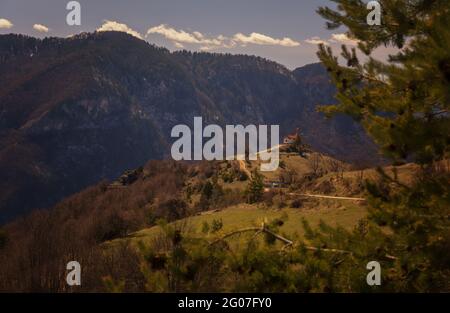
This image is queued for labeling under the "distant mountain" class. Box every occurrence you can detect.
[0,31,379,223]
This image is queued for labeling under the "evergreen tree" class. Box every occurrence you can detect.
[306,0,450,291]
[317,0,449,164]
[246,169,265,204]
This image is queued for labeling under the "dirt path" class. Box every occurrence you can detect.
[236,144,284,178]
[288,193,366,201]
[238,160,252,178]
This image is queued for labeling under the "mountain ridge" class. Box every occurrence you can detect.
[0,31,380,223]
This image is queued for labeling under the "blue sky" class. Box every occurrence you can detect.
[0,0,390,69]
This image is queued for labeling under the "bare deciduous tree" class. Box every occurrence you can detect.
[309,153,323,177]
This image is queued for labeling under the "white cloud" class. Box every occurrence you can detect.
[199,46,213,51]
[174,42,185,49]
[146,24,300,50]
[305,34,358,46]
[304,34,359,46]
[147,24,202,44]
[192,31,204,40]
[330,33,359,45]
[233,32,300,47]
[147,24,234,50]
[97,20,143,39]
[305,36,328,45]
[0,18,13,29]
[33,24,49,33]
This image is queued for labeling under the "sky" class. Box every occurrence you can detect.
[0,0,392,69]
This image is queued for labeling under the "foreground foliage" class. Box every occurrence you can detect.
[310,0,450,291]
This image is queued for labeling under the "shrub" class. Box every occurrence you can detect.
[202,221,210,234]
[156,198,188,222]
[94,211,130,242]
[246,170,264,204]
[211,219,223,233]
[291,199,303,209]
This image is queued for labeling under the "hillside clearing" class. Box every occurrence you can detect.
[112,202,367,247]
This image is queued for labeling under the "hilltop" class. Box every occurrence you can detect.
[106,147,418,248]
